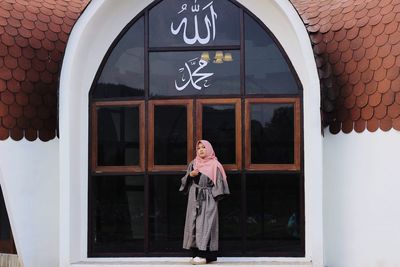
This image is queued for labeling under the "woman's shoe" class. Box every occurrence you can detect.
[191,256,207,265]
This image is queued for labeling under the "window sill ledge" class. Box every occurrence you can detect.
[71,258,313,267]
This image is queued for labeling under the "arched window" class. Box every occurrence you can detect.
[89,0,303,257]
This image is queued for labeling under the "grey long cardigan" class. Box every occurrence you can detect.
[179,161,230,251]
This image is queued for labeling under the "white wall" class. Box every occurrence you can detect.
[323,130,400,267]
[59,1,152,265]
[0,139,59,267]
[60,0,322,266]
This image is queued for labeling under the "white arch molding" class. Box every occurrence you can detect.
[59,0,323,266]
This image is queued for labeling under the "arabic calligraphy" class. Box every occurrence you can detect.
[171,0,217,45]
[175,57,214,91]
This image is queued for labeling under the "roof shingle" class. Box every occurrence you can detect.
[3,0,400,138]
[291,0,400,134]
[0,0,89,141]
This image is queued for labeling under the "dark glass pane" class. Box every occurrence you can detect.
[246,174,303,255]
[202,104,235,164]
[91,175,144,253]
[97,106,140,166]
[154,105,187,165]
[149,175,188,252]
[93,17,144,98]
[150,51,240,96]
[149,0,240,47]
[250,103,294,164]
[0,189,10,241]
[219,174,242,254]
[245,14,298,94]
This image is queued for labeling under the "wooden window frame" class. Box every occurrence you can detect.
[148,99,194,172]
[245,98,301,171]
[196,98,242,170]
[91,101,145,173]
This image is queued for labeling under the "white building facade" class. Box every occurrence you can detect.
[0,0,399,267]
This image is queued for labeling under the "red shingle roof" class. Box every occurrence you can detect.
[291,0,400,134]
[3,0,400,139]
[0,0,89,141]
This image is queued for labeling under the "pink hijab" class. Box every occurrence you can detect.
[193,140,227,184]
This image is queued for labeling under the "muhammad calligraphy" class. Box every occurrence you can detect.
[175,57,214,91]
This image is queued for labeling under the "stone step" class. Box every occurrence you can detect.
[0,253,22,267]
[71,258,313,267]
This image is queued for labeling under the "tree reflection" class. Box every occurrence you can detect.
[251,106,294,164]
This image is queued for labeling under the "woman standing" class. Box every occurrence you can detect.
[179,140,230,264]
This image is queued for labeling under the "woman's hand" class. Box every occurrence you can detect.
[189,169,199,177]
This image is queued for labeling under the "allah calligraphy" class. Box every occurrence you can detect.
[171,0,217,45]
[171,1,218,91]
[175,57,214,91]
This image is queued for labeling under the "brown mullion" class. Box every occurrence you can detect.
[195,100,202,146]
[294,98,301,170]
[91,100,145,174]
[144,9,149,254]
[195,98,242,171]
[139,102,146,172]
[148,45,241,52]
[148,101,155,171]
[193,98,197,159]
[91,104,98,172]
[148,99,193,172]
[245,98,301,171]
[235,99,242,170]
[187,100,194,166]
[239,5,246,247]
[240,7,245,97]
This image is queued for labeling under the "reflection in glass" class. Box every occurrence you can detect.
[202,104,235,164]
[97,106,140,166]
[245,14,298,94]
[219,174,241,254]
[250,103,294,164]
[246,174,302,254]
[149,175,187,252]
[154,105,187,165]
[150,51,240,96]
[149,0,240,47]
[92,175,145,253]
[94,17,144,98]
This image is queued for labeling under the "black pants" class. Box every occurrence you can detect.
[191,248,217,263]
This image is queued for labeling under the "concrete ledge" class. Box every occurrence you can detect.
[71,258,313,267]
[0,253,21,267]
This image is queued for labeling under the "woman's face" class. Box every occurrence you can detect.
[197,142,207,159]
